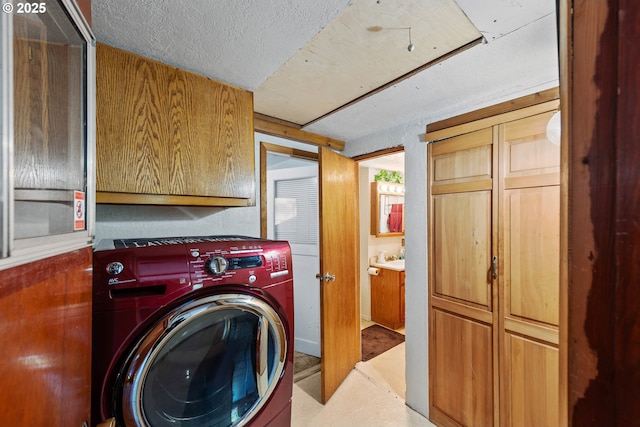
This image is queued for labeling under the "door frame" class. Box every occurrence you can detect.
[352,147,405,323]
[259,142,318,239]
[260,141,320,357]
[259,142,361,403]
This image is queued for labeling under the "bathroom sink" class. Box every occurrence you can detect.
[371,259,405,271]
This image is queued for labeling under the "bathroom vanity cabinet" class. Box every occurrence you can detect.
[371,267,405,330]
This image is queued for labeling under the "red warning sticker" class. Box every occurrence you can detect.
[74,191,85,231]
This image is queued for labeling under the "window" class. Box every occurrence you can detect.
[274,177,318,245]
[1,0,95,266]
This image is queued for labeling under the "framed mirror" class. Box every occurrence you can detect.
[370,182,405,237]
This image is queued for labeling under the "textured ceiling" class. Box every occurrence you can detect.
[91,0,559,144]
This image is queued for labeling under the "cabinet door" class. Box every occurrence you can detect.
[96,44,255,205]
[371,268,402,329]
[168,69,254,198]
[96,44,170,195]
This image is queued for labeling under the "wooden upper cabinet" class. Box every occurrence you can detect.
[96,43,255,206]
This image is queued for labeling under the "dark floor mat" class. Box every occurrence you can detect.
[361,324,405,361]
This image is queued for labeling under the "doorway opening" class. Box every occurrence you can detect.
[260,142,323,389]
[357,149,406,400]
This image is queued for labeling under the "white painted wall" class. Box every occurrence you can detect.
[343,120,430,416]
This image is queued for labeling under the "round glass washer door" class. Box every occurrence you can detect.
[116,293,288,427]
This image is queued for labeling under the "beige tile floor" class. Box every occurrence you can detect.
[291,320,435,427]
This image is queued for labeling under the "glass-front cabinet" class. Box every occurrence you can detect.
[1,0,95,266]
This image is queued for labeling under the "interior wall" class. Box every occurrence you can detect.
[344,120,429,416]
[358,167,372,320]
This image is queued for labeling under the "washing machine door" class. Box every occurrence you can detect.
[115,293,287,427]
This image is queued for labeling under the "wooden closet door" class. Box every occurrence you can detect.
[429,127,498,427]
[499,111,560,427]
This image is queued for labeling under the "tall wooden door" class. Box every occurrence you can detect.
[499,111,560,427]
[318,147,360,403]
[429,127,498,427]
[428,109,560,427]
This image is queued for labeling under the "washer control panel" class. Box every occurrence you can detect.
[93,236,292,307]
[185,238,291,288]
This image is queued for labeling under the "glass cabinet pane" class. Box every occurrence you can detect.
[13,1,86,239]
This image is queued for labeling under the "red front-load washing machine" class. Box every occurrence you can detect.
[91,236,294,427]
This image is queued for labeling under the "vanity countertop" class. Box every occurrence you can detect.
[371,259,405,272]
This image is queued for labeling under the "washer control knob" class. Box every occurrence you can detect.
[205,256,228,275]
[248,274,257,283]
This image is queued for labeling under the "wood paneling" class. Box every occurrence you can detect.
[95,191,252,207]
[565,1,640,426]
[0,247,92,427]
